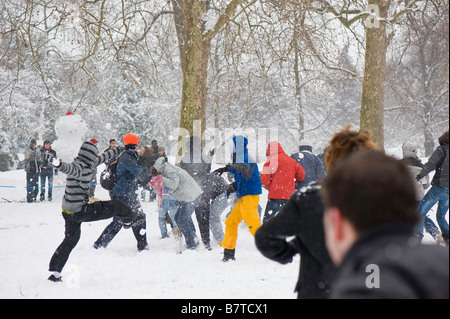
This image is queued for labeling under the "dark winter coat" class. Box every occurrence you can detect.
[290,145,326,190]
[180,136,212,185]
[24,147,41,173]
[261,141,305,200]
[255,183,337,299]
[40,147,57,172]
[330,222,449,299]
[417,144,449,189]
[56,141,122,213]
[112,149,152,199]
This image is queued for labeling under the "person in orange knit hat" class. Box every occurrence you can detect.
[94,133,153,251]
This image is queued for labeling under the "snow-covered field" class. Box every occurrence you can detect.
[0,164,444,300]
[0,169,298,299]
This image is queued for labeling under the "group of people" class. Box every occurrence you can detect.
[24,139,57,203]
[43,127,449,299]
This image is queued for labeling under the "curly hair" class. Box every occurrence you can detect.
[324,126,379,174]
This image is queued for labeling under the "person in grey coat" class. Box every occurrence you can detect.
[290,140,326,190]
[47,141,136,282]
[416,131,449,245]
[153,156,202,250]
[24,139,41,203]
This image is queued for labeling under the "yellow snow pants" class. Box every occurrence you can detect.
[220,195,261,250]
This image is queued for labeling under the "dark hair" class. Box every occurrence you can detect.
[140,146,152,158]
[109,139,116,144]
[321,151,419,233]
[438,131,449,146]
[125,143,138,150]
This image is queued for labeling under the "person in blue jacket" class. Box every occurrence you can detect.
[213,135,262,261]
[94,133,152,251]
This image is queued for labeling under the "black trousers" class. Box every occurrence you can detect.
[94,197,148,251]
[48,200,135,273]
[194,188,223,248]
[26,172,39,203]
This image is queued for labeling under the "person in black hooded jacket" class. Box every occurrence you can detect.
[255,126,379,299]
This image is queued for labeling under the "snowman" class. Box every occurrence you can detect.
[52,111,89,162]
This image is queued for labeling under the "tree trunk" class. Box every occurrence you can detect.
[171,0,243,161]
[293,12,304,143]
[360,0,389,149]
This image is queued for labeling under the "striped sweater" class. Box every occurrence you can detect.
[55,141,122,213]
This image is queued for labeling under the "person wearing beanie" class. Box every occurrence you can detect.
[24,138,42,203]
[290,140,326,191]
[39,140,57,201]
[416,131,449,245]
[47,140,135,282]
[93,133,153,252]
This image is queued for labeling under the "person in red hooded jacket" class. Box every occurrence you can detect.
[261,141,305,223]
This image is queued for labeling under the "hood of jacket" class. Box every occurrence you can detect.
[229,135,250,164]
[402,142,418,159]
[76,141,99,167]
[153,156,166,172]
[266,141,285,157]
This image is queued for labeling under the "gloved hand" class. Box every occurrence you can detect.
[51,157,61,168]
[226,182,237,199]
[150,166,158,176]
[213,165,230,176]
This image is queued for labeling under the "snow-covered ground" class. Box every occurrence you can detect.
[0,169,299,299]
[0,165,444,299]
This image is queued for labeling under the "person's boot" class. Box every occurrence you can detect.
[173,227,182,239]
[222,249,236,262]
[414,232,424,243]
[48,272,62,282]
[438,233,449,246]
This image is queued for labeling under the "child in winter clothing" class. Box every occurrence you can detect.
[416,131,449,245]
[149,173,180,239]
[261,141,305,223]
[47,140,135,282]
[213,135,262,261]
